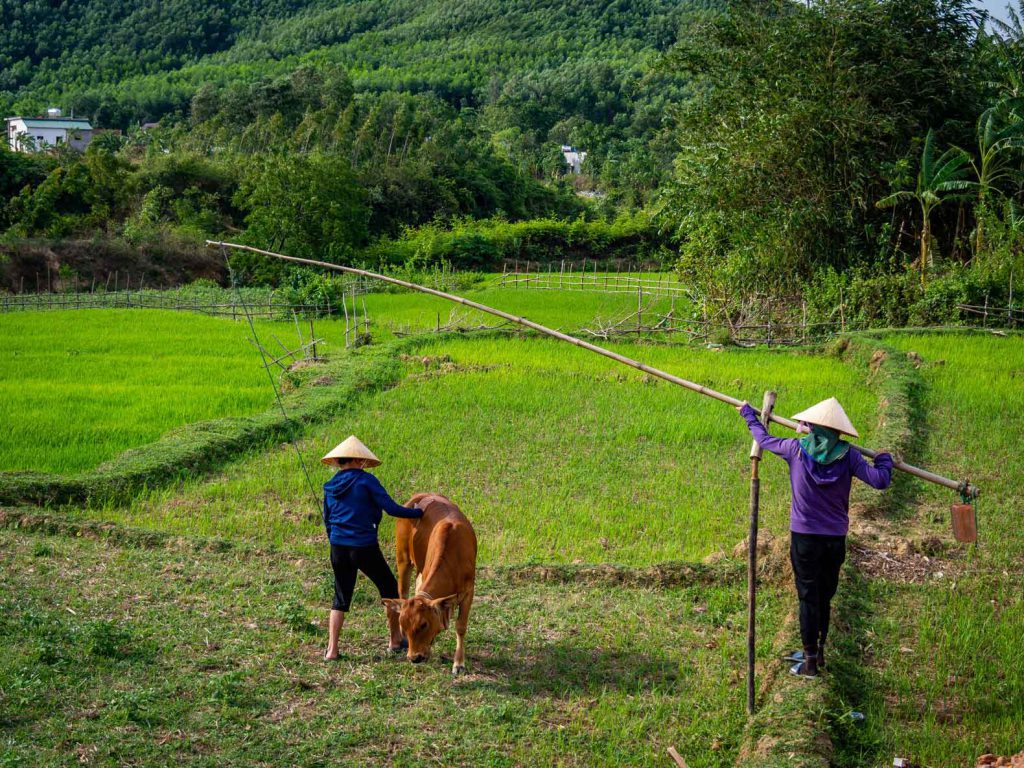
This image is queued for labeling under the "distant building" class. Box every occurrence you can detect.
[561,144,587,174]
[5,108,93,152]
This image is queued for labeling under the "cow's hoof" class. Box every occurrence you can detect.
[452,664,467,676]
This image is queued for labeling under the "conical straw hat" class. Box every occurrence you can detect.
[321,435,381,467]
[791,398,859,438]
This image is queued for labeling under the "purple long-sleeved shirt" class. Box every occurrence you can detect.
[741,404,893,536]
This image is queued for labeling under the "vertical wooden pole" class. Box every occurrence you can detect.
[342,293,350,348]
[748,390,776,716]
[637,286,643,335]
[839,287,845,332]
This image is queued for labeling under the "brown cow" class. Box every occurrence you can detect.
[382,493,476,674]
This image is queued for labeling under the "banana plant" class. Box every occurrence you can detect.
[878,129,974,288]
[965,98,1024,253]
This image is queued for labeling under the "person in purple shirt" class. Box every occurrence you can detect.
[739,397,893,678]
[319,436,423,662]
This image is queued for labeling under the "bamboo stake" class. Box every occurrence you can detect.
[748,390,776,715]
[342,291,350,348]
[205,241,980,498]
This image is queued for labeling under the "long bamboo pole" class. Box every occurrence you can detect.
[207,241,980,498]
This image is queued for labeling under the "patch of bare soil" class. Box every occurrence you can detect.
[848,507,964,584]
[977,750,1024,768]
[286,359,323,372]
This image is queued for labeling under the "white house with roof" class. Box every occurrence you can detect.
[5,109,93,152]
[561,144,587,174]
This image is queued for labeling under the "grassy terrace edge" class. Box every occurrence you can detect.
[0,340,414,507]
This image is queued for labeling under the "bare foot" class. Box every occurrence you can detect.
[324,648,340,661]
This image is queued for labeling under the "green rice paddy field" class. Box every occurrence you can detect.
[0,311,281,474]
[119,334,876,564]
[1,295,1021,766]
[828,333,1024,767]
[0,287,678,476]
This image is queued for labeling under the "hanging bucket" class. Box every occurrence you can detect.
[950,503,977,543]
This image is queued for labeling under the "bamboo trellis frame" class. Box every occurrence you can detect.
[206,240,981,498]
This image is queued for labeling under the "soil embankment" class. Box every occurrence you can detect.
[0,237,225,292]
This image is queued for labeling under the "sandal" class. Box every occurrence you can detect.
[783,649,826,669]
[789,661,819,679]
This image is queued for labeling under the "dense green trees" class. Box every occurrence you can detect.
[236,153,367,263]
[659,0,1022,316]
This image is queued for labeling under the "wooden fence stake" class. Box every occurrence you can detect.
[342,294,350,348]
[637,286,643,335]
[748,390,777,715]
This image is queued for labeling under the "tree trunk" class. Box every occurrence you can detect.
[920,214,930,289]
[976,197,985,256]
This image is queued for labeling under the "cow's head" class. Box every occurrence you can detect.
[382,594,458,663]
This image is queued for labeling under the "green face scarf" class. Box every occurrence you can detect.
[799,424,850,464]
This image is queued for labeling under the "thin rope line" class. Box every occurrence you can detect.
[224,249,321,512]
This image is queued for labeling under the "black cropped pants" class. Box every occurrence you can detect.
[789,531,846,650]
[329,543,399,612]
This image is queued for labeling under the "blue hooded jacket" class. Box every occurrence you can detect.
[322,469,422,547]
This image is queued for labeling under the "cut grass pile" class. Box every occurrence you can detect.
[0,526,787,768]
[0,310,296,474]
[828,333,1024,766]
[121,335,878,565]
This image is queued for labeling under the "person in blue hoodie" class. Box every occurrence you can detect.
[320,435,423,661]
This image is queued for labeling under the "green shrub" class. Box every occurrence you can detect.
[359,214,665,271]
[805,265,1021,329]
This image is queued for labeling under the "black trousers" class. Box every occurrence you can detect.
[329,543,399,612]
[789,532,846,650]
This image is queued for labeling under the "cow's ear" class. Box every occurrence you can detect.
[381,598,406,614]
[429,594,458,629]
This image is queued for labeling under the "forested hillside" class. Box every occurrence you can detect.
[1,0,693,132]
